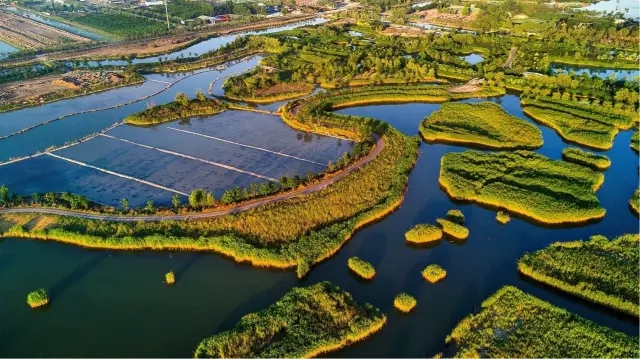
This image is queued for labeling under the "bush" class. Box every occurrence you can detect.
[562,147,611,170]
[496,211,510,224]
[445,209,465,224]
[420,102,543,149]
[26,288,49,308]
[446,286,639,358]
[194,282,386,357]
[165,271,176,285]
[422,264,446,283]
[125,98,227,125]
[404,224,442,244]
[347,256,376,279]
[394,292,417,313]
[436,218,469,240]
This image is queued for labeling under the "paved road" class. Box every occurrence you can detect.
[0,136,383,222]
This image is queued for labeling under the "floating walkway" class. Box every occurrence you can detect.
[167,127,325,166]
[46,152,188,196]
[100,133,279,182]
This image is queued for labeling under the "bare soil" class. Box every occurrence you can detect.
[257,82,313,96]
[414,9,478,29]
[382,25,428,37]
[0,12,90,50]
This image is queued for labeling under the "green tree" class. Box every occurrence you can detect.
[44,192,56,205]
[189,189,206,208]
[0,185,9,205]
[205,192,215,207]
[31,193,40,204]
[195,90,207,101]
[172,194,181,211]
[175,92,189,107]
[121,198,130,213]
[145,200,155,213]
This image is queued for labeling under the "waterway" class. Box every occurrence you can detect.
[0,40,17,58]
[0,86,637,356]
[3,7,106,41]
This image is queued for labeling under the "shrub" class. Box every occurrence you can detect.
[26,288,49,308]
[194,282,386,357]
[165,271,176,285]
[347,256,376,279]
[446,286,639,358]
[394,292,417,313]
[124,98,227,125]
[562,147,611,170]
[436,218,469,240]
[630,189,639,215]
[496,211,510,224]
[422,264,446,283]
[420,102,543,149]
[445,209,465,224]
[404,224,443,244]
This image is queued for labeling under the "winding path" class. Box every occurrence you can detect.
[0,135,384,222]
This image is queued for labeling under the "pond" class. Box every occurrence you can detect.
[0,93,637,356]
[0,40,17,58]
[552,64,640,80]
[463,53,483,65]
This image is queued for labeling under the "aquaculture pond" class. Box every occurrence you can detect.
[0,92,637,357]
[4,7,107,41]
[552,64,640,80]
[0,40,17,58]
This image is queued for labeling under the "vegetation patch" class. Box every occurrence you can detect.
[194,281,386,358]
[393,293,417,313]
[420,102,543,149]
[422,264,446,283]
[165,271,176,285]
[496,211,510,224]
[439,150,605,224]
[60,11,167,39]
[522,106,617,150]
[631,189,639,215]
[26,288,49,308]
[223,69,315,103]
[445,209,465,224]
[518,233,639,317]
[632,131,639,153]
[347,256,376,280]
[562,147,611,170]
[436,218,469,240]
[446,286,639,358]
[124,92,226,125]
[404,224,442,244]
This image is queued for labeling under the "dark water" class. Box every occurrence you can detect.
[0,92,637,356]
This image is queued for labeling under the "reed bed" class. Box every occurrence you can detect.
[404,224,442,244]
[26,288,49,308]
[393,293,417,313]
[347,256,376,280]
[436,218,469,240]
[561,147,611,170]
[422,264,446,283]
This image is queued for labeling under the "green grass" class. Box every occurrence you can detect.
[446,286,639,358]
[422,264,446,283]
[165,271,175,285]
[496,211,510,224]
[61,11,167,38]
[125,98,226,126]
[562,147,611,170]
[631,189,639,215]
[26,288,49,308]
[347,256,376,279]
[436,218,469,240]
[420,102,543,149]
[631,131,639,153]
[523,106,618,150]
[518,233,639,317]
[393,293,417,313]
[404,224,443,244]
[439,150,605,224]
[194,281,386,358]
[445,209,465,224]
[520,98,636,130]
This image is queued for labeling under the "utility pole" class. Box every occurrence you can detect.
[164,0,170,31]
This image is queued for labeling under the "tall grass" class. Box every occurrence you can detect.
[420,102,543,149]
[439,150,606,224]
[446,286,639,358]
[194,281,386,358]
[518,233,639,317]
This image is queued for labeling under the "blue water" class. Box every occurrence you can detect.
[463,53,483,65]
[4,7,106,41]
[553,65,640,80]
[584,0,640,19]
[0,40,18,58]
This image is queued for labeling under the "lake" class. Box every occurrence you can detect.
[0,86,637,356]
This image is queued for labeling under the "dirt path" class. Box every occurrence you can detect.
[504,47,517,69]
[0,135,383,222]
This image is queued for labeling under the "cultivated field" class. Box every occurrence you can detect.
[0,12,90,50]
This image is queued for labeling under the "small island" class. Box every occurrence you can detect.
[393,292,417,313]
[165,271,176,285]
[124,91,226,125]
[422,264,447,283]
[436,218,469,240]
[405,224,443,244]
[496,211,511,224]
[562,147,611,170]
[347,256,376,280]
[26,288,49,308]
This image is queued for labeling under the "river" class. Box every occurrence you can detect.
[0,86,637,356]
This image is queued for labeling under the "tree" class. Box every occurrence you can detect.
[0,185,9,205]
[31,193,40,204]
[205,192,215,207]
[172,194,181,211]
[44,192,55,205]
[189,189,206,208]
[121,198,130,213]
[195,90,207,101]
[462,6,470,16]
[145,200,155,213]
[175,92,189,107]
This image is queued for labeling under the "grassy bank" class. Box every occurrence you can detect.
[420,102,543,149]
[439,150,605,225]
[561,147,611,170]
[518,233,639,317]
[446,286,639,358]
[194,282,386,358]
[124,95,226,125]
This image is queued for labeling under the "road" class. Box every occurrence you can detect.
[0,136,384,222]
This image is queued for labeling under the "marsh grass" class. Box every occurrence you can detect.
[445,209,465,225]
[394,293,417,313]
[630,189,639,215]
[562,147,611,170]
[436,218,469,240]
[347,257,376,280]
[26,288,49,308]
[422,264,446,283]
[404,224,443,244]
[446,286,639,358]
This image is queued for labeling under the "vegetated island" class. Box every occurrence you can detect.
[165,271,176,285]
[347,256,376,280]
[561,147,611,170]
[419,102,543,149]
[436,218,469,240]
[223,68,315,103]
[445,209,465,224]
[193,281,386,358]
[124,91,226,125]
[439,150,606,225]
[393,292,417,313]
[631,131,639,153]
[518,233,639,317]
[446,286,639,358]
[630,188,639,215]
[496,211,510,224]
[26,288,49,308]
[422,264,446,283]
[405,224,443,244]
